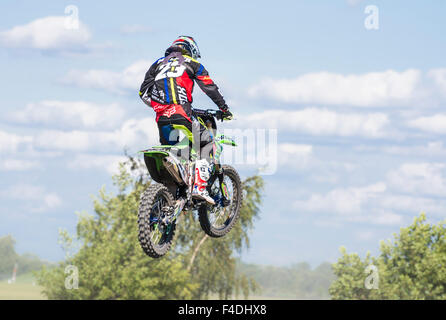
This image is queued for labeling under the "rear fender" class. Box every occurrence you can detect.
[140,149,177,185]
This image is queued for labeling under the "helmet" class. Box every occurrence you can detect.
[172,36,201,60]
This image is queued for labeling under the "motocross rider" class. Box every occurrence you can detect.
[139,36,232,205]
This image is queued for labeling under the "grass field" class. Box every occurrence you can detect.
[0,273,46,300]
[0,274,295,300]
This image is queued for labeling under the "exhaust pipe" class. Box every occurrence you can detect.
[163,156,185,185]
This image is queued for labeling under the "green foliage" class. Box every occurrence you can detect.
[177,174,265,300]
[37,158,264,300]
[0,235,17,279]
[330,213,446,299]
[0,235,49,280]
[236,261,335,299]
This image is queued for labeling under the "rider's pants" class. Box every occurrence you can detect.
[157,115,214,162]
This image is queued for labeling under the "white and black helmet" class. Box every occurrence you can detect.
[172,35,201,60]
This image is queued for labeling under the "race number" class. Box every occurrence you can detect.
[155,59,186,81]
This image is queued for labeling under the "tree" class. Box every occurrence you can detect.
[235,261,335,299]
[330,213,446,299]
[0,235,17,279]
[0,235,48,280]
[37,157,264,299]
[179,174,264,299]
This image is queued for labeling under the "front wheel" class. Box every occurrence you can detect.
[198,165,243,238]
[138,184,176,258]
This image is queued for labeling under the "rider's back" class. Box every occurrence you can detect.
[139,46,225,122]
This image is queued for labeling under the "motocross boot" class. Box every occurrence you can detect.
[192,159,215,205]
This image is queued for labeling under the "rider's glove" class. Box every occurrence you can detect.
[219,104,229,113]
[223,110,233,120]
[216,110,233,122]
[218,104,232,121]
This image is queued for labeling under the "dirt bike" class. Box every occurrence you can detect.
[137,108,242,258]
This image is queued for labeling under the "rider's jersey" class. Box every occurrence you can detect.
[139,46,226,122]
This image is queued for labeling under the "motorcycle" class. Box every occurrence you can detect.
[137,108,242,258]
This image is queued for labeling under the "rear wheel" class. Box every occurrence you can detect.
[198,165,243,238]
[138,184,176,258]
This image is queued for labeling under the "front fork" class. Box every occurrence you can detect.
[209,163,231,207]
[163,198,186,226]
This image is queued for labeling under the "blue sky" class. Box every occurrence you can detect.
[1,0,446,267]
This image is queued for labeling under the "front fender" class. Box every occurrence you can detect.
[215,134,237,147]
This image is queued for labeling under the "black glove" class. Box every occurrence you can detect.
[216,110,232,122]
[223,110,233,120]
[219,104,229,113]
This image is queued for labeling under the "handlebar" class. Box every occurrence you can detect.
[192,108,229,121]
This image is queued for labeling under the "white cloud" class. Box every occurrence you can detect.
[376,141,446,157]
[278,143,313,169]
[0,159,39,171]
[407,114,446,134]
[61,60,152,94]
[0,115,158,163]
[294,182,387,216]
[34,117,159,152]
[387,163,446,197]
[4,184,43,199]
[248,69,421,107]
[372,211,404,226]
[293,182,406,226]
[294,161,446,226]
[61,64,446,108]
[1,184,62,212]
[379,194,446,216]
[68,154,127,175]
[0,16,91,51]
[0,130,32,153]
[279,143,313,156]
[428,68,446,97]
[43,194,62,209]
[35,130,90,151]
[238,108,390,138]
[11,100,126,130]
